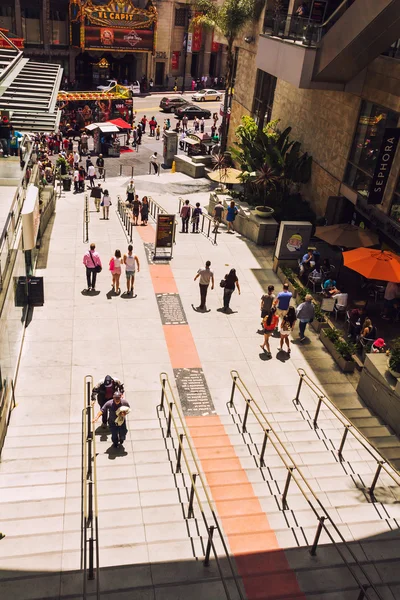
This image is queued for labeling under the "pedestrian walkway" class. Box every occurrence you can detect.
[0,172,400,600]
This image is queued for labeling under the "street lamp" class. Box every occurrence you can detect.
[181,8,192,94]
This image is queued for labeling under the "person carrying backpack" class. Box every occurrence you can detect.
[191,202,202,233]
[91,375,124,427]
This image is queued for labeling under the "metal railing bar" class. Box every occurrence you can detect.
[159,373,244,600]
[296,368,400,491]
[229,370,383,600]
[178,197,217,245]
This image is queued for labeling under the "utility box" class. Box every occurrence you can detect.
[163,131,178,168]
[28,277,44,306]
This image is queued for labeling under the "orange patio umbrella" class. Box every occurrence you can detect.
[342,248,400,282]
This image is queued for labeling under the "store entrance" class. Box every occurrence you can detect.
[75,52,138,89]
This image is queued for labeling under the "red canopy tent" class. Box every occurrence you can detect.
[109,118,132,129]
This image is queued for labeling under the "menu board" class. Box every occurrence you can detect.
[155,214,175,249]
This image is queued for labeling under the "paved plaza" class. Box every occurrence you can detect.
[0,172,400,599]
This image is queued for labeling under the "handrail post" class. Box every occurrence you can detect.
[176,434,184,473]
[188,473,197,518]
[160,377,166,410]
[229,376,237,407]
[119,164,122,176]
[166,402,173,437]
[242,399,251,433]
[357,588,368,600]
[310,516,325,556]
[369,461,383,497]
[313,396,323,428]
[282,467,294,510]
[204,525,215,566]
[294,373,303,404]
[88,537,94,580]
[259,429,270,467]
[338,425,349,460]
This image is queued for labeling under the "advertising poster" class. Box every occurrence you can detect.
[192,14,202,53]
[171,51,180,70]
[156,214,175,249]
[274,221,313,261]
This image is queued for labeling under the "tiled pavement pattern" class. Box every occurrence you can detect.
[0,172,400,599]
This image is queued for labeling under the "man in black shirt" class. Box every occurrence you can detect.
[0,115,13,158]
[96,154,104,178]
[90,183,103,212]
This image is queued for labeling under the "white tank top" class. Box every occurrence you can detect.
[125,255,135,271]
[114,257,121,268]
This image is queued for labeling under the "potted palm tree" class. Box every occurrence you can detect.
[253,163,279,218]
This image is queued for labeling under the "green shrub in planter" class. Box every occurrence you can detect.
[324,327,341,343]
[314,303,326,323]
[297,286,312,302]
[388,337,400,374]
[335,339,356,362]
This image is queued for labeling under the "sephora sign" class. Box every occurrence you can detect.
[368,128,400,205]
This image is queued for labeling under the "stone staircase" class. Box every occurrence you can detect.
[0,411,240,600]
[0,30,62,133]
[207,395,400,600]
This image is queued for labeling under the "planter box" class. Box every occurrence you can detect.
[276,267,298,298]
[310,319,329,334]
[320,329,355,373]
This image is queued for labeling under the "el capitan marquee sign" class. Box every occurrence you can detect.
[70,0,157,53]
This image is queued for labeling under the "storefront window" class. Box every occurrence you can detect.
[390,178,400,224]
[0,5,14,33]
[252,70,276,128]
[22,6,42,44]
[50,9,68,46]
[344,100,399,199]
[175,8,187,27]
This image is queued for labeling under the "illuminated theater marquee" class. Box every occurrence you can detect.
[70,0,157,52]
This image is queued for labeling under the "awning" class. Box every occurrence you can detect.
[109,118,132,129]
[98,124,119,133]
[85,122,119,133]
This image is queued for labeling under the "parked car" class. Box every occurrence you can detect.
[159,97,191,112]
[97,79,140,95]
[191,88,222,102]
[175,105,211,119]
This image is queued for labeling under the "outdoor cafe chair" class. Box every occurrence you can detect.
[307,273,322,293]
[333,293,348,320]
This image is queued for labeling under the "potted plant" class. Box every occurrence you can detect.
[387,337,400,378]
[310,303,329,333]
[277,266,298,298]
[253,163,278,218]
[295,285,311,305]
[61,175,72,192]
[56,155,68,176]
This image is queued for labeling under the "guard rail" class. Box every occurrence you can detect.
[229,369,386,600]
[159,373,244,600]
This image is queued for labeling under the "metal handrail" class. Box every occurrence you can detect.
[83,193,89,243]
[82,376,100,599]
[0,378,15,457]
[178,197,217,244]
[229,369,384,600]
[159,373,244,600]
[148,196,167,220]
[117,196,133,243]
[295,368,400,495]
[0,30,22,85]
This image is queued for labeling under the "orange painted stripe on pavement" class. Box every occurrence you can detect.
[163,325,201,369]
[186,415,305,600]
[134,218,304,599]
[149,264,178,293]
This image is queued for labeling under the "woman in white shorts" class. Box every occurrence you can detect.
[123,244,140,296]
[109,249,122,294]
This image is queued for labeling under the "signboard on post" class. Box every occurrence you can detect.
[155,214,175,260]
[368,128,400,205]
[274,221,313,261]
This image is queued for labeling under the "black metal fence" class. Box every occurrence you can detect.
[83,194,90,243]
[178,197,218,244]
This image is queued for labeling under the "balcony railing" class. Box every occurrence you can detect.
[263,0,356,47]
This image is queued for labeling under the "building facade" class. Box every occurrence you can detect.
[228,0,400,250]
[0,0,226,88]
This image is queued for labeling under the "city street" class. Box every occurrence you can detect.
[100,92,225,178]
